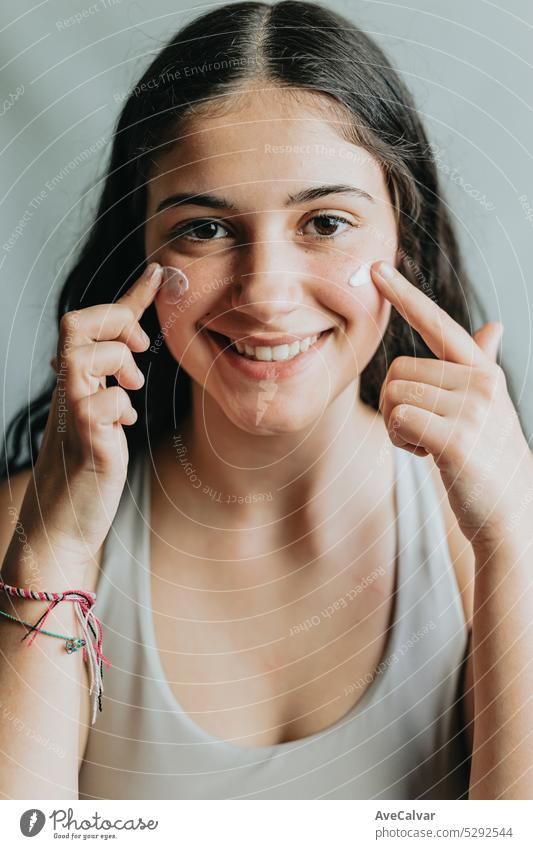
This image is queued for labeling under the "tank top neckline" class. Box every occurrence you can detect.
[135,444,407,753]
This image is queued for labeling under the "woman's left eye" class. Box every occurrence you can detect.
[300,213,357,239]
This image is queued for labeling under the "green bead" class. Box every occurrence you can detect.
[65,638,85,653]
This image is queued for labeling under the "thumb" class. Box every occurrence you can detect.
[473,321,504,362]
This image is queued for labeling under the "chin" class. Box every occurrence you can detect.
[221,395,324,437]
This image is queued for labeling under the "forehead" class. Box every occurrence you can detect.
[146,87,389,212]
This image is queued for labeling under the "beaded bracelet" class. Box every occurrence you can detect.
[0,580,110,725]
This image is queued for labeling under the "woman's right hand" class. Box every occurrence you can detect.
[23,261,164,567]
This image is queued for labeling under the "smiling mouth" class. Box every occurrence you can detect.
[203,328,334,362]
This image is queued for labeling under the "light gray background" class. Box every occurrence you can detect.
[1,0,532,446]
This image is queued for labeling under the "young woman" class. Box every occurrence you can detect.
[1,1,532,801]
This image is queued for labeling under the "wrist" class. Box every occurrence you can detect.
[2,544,93,590]
[473,532,532,567]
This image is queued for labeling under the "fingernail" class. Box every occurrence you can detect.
[146,263,163,285]
[376,261,396,281]
[141,328,150,345]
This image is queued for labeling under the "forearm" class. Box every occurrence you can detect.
[0,532,90,800]
[469,527,533,799]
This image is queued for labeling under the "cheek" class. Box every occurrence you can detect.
[350,289,392,357]
[311,241,396,341]
[339,286,392,365]
[313,277,392,378]
[314,266,389,336]
[152,296,194,360]
[152,285,219,376]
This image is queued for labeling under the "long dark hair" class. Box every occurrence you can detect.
[1,0,519,479]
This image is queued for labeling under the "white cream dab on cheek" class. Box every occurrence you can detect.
[159,266,189,303]
[348,261,375,287]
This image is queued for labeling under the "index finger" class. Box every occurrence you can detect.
[116,262,164,321]
[371,260,486,366]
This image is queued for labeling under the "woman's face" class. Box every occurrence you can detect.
[144,88,398,434]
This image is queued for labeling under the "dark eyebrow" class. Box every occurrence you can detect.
[155,184,374,214]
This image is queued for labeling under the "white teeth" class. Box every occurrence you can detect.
[231,333,322,361]
[255,346,272,362]
[272,344,289,361]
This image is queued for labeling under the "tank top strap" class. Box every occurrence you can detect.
[390,443,468,668]
[410,450,467,633]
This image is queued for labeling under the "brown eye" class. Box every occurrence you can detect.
[302,213,356,239]
[168,219,230,242]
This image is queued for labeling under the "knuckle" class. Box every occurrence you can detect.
[390,356,412,379]
[429,308,449,336]
[462,400,485,428]
[106,385,129,409]
[389,402,408,427]
[124,319,140,340]
[57,344,77,367]
[108,384,126,401]
[384,379,403,402]
[446,426,472,466]
[114,340,132,365]
[59,310,81,336]
[118,304,136,326]
[473,364,503,400]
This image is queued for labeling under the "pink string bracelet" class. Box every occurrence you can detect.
[0,580,110,725]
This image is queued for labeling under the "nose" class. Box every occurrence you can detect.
[229,240,302,324]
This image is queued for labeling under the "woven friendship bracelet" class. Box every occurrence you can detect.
[0,580,110,725]
[0,583,97,604]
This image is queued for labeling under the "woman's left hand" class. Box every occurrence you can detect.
[372,260,533,552]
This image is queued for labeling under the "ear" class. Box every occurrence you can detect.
[473,322,504,362]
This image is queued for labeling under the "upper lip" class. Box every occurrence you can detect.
[198,324,333,347]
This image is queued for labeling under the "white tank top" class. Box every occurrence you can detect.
[78,444,470,800]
